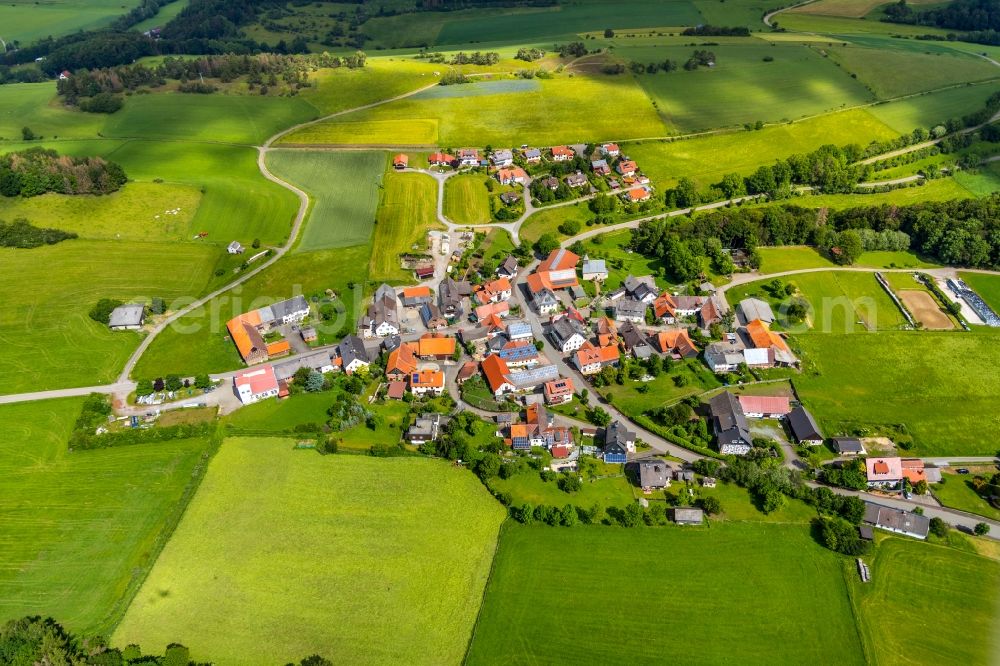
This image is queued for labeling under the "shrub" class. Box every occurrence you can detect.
[88,298,123,324]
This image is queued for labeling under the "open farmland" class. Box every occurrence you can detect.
[959,272,1000,313]
[0,84,106,142]
[444,173,492,225]
[865,83,999,133]
[265,150,385,251]
[279,73,670,147]
[0,398,215,635]
[300,58,442,114]
[0,0,141,44]
[133,244,371,378]
[0,240,218,395]
[850,537,1000,665]
[794,331,1000,455]
[467,523,865,665]
[371,170,443,282]
[113,439,505,665]
[622,42,873,131]
[755,246,940,273]
[789,0,945,18]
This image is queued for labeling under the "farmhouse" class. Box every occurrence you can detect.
[497,167,528,185]
[832,437,866,456]
[704,340,745,373]
[624,275,658,304]
[475,277,513,304]
[573,340,620,375]
[429,152,455,166]
[527,274,560,314]
[551,145,574,161]
[550,316,588,353]
[420,303,448,330]
[581,258,608,281]
[536,248,580,290]
[651,329,698,359]
[273,351,335,382]
[458,148,480,166]
[417,333,457,360]
[674,295,706,317]
[407,413,447,445]
[386,343,418,379]
[491,149,514,167]
[108,304,145,331]
[601,143,620,157]
[636,459,671,491]
[709,391,752,455]
[863,502,929,539]
[738,298,775,325]
[338,335,370,375]
[360,284,400,338]
[523,147,542,163]
[672,507,704,525]
[543,377,575,405]
[745,319,796,366]
[475,301,510,322]
[595,316,620,347]
[410,369,445,396]
[439,277,472,319]
[233,365,279,404]
[738,395,791,419]
[653,292,678,323]
[227,240,244,255]
[699,297,723,329]
[603,421,636,463]
[227,296,311,364]
[788,406,823,445]
[393,154,408,170]
[482,354,516,396]
[614,298,647,324]
[866,457,903,489]
[401,285,432,308]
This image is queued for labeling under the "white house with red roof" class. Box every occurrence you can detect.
[234,365,279,404]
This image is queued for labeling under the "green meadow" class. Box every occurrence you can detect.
[520,202,592,245]
[113,439,505,665]
[0,84,106,142]
[794,331,1000,455]
[959,272,1000,313]
[932,472,1000,521]
[444,173,492,225]
[0,398,215,635]
[299,58,443,114]
[371,169,443,283]
[755,246,938,273]
[866,83,1000,133]
[265,149,386,251]
[468,523,865,665]
[0,0,141,44]
[954,163,1000,198]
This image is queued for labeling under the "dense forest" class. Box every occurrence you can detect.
[884,0,1000,44]
[630,194,1000,280]
[0,149,128,197]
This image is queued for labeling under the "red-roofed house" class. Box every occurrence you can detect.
[866,457,903,489]
[458,148,480,166]
[475,277,512,304]
[536,248,580,290]
[738,395,792,418]
[475,301,510,322]
[482,354,515,396]
[574,341,620,375]
[901,459,927,484]
[496,167,528,185]
[651,329,698,359]
[601,143,620,157]
[429,152,455,166]
[627,187,651,202]
[393,154,408,169]
[410,369,445,396]
[617,160,637,177]
[551,145,574,161]
[234,365,279,404]
[544,377,575,405]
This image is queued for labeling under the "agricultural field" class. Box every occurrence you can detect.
[954,161,1000,197]
[787,178,977,208]
[0,0,141,45]
[132,244,371,379]
[755,246,939,273]
[0,83,106,142]
[0,398,214,635]
[444,173,492,225]
[625,108,897,190]
[371,170,442,282]
[866,83,999,133]
[280,73,669,147]
[131,0,190,33]
[0,240,219,395]
[794,331,1000,455]
[622,42,874,131]
[113,438,505,665]
[850,536,1000,665]
[932,471,1000,521]
[958,272,1000,313]
[265,150,385,251]
[775,11,956,36]
[519,202,592,245]
[467,523,865,665]
[299,58,444,114]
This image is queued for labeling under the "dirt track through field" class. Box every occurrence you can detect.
[899,289,954,329]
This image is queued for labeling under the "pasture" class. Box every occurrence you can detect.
[789,0,944,18]
[0,0,140,45]
[0,240,218,395]
[467,523,865,665]
[281,73,669,147]
[133,244,371,378]
[623,42,873,131]
[755,246,939,273]
[371,170,443,282]
[954,161,1000,198]
[785,178,977,208]
[300,58,442,114]
[444,173,492,225]
[794,331,1000,455]
[866,83,999,133]
[850,537,1000,665]
[519,202,591,244]
[933,471,1000,521]
[113,438,505,665]
[264,150,385,251]
[0,398,214,635]
[0,83,105,142]
[625,108,897,190]
[0,182,202,241]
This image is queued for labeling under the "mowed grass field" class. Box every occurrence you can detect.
[794,331,1000,455]
[133,244,371,378]
[0,0,141,44]
[265,150,385,251]
[113,438,505,665]
[756,246,938,273]
[932,472,1000,521]
[959,272,1000,313]
[0,398,214,635]
[0,240,218,394]
[444,173,492,225]
[622,42,874,131]
[280,73,670,147]
[467,523,865,665]
[0,84,106,141]
[371,170,443,282]
[850,537,1000,665]
[866,83,999,133]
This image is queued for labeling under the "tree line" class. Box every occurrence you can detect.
[883,0,1000,44]
[0,219,77,249]
[0,148,127,197]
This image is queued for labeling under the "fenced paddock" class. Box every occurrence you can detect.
[898,290,954,330]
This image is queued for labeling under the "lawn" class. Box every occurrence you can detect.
[794,330,1000,455]
[958,272,1000,313]
[932,472,1000,521]
[623,42,873,131]
[0,239,218,394]
[489,465,639,509]
[265,150,386,251]
[371,170,443,282]
[112,438,505,665]
[0,0,141,44]
[467,522,865,665]
[133,244,370,378]
[444,173,492,225]
[598,360,723,416]
[851,536,1000,666]
[520,202,592,245]
[281,72,670,147]
[0,182,202,241]
[0,398,215,635]
[625,108,898,190]
[756,246,940,273]
[581,229,670,290]
[866,82,1000,133]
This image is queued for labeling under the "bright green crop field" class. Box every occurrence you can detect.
[113,438,505,665]
[0,240,218,395]
[371,170,443,282]
[265,149,386,251]
[0,84,106,142]
[0,0,141,45]
[850,536,1000,665]
[444,173,492,225]
[794,330,1000,455]
[467,523,865,665]
[300,58,442,114]
[0,398,215,635]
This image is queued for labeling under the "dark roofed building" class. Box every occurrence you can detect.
[603,421,636,463]
[637,459,670,490]
[497,255,519,278]
[672,507,704,525]
[832,437,866,456]
[709,391,752,456]
[863,502,930,540]
[788,406,823,445]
